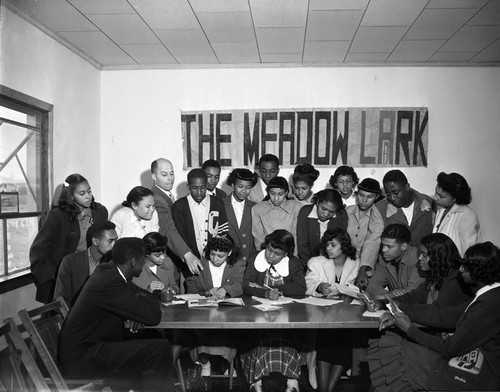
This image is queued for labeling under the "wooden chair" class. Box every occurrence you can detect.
[18,297,98,391]
[0,317,50,392]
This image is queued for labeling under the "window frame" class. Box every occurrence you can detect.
[0,85,52,290]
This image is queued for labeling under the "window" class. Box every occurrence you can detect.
[0,86,51,281]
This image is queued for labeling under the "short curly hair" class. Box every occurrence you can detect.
[319,229,357,260]
[420,233,461,290]
[204,233,239,265]
[462,242,500,285]
[292,163,320,187]
[329,166,359,188]
[436,172,472,205]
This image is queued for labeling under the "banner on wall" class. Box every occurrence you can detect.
[181,107,428,169]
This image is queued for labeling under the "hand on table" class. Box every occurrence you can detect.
[266,289,281,301]
[207,287,227,300]
[317,282,333,295]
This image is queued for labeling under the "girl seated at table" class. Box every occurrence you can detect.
[305,229,358,392]
[132,232,179,295]
[241,229,306,392]
[185,234,245,390]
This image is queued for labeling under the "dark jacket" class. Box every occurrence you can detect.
[171,195,228,259]
[296,204,348,264]
[186,258,245,298]
[223,194,256,263]
[29,203,108,303]
[242,252,306,298]
[58,262,161,377]
[53,249,91,306]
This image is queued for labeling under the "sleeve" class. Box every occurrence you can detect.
[156,201,191,258]
[396,283,429,310]
[53,256,73,305]
[406,297,500,358]
[150,210,160,233]
[251,206,266,251]
[29,210,58,285]
[366,260,389,297]
[185,275,203,295]
[277,258,306,297]
[110,209,124,237]
[163,260,180,294]
[242,255,267,298]
[359,206,384,269]
[222,260,245,298]
[405,262,426,293]
[458,209,481,255]
[99,277,162,326]
[406,301,470,329]
[305,258,322,296]
[297,206,311,262]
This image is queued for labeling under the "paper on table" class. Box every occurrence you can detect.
[162,299,186,306]
[337,284,360,298]
[350,299,363,306]
[175,294,206,301]
[362,310,386,318]
[252,304,282,312]
[293,297,342,306]
[252,296,295,306]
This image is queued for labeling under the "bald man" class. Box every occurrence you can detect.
[151,158,203,275]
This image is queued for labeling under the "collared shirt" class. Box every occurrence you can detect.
[465,282,500,313]
[117,267,127,282]
[187,194,211,257]
[251,198,303,251]
[149,265,158,275]
[111,207,160,238]
[209,261,227,288]
[343,193,357,207]
[231,194,245,228]
[88,248,100,275]
[254,249,290,277]
[155,184,175,202]
[346,204,384,269]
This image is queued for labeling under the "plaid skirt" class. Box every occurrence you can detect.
[240,331,305,382]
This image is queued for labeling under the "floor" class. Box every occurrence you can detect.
[177,355,372,392]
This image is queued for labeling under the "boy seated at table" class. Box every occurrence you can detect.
[185,234,245,391]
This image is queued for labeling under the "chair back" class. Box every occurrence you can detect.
[18,297,69,392]
[0,317,50,392]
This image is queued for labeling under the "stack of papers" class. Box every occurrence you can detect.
[293,297,342,306]
[362,309,386,318]
[252,304,282,312]
[251,296,295,306]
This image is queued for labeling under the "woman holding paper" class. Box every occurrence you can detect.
[304,228,359,392]
[241,230,306,392]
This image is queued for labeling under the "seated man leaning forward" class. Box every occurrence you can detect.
[366,223,425,299]
[58,237,173,392]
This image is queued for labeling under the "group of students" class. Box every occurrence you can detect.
[27,153,500,392]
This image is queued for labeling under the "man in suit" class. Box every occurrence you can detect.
[172,169,228,261]
[248,154,280,203]
[54,220,117,305]
[223,168,258,263]
[151,158,203,275]
[202,159,227,199]
[58,237,173,391]
[376,169,434,248]
[366,224,425,298]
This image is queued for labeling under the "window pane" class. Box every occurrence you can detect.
[0,119,42,213]
[0,217,38,277]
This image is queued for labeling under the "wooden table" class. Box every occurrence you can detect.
[155,296,379,329]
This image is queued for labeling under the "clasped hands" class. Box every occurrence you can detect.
[205,287,227,300]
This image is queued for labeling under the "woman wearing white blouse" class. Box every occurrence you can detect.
[433,172,481,256]
[111,186,159,238]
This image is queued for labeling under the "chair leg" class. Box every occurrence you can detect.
[176,358,186,392]
[228,358,235,390]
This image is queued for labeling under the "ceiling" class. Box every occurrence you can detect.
[5,0,500,70]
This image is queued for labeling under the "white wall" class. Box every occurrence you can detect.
[101,67,500,242]
[0,5,101,201]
